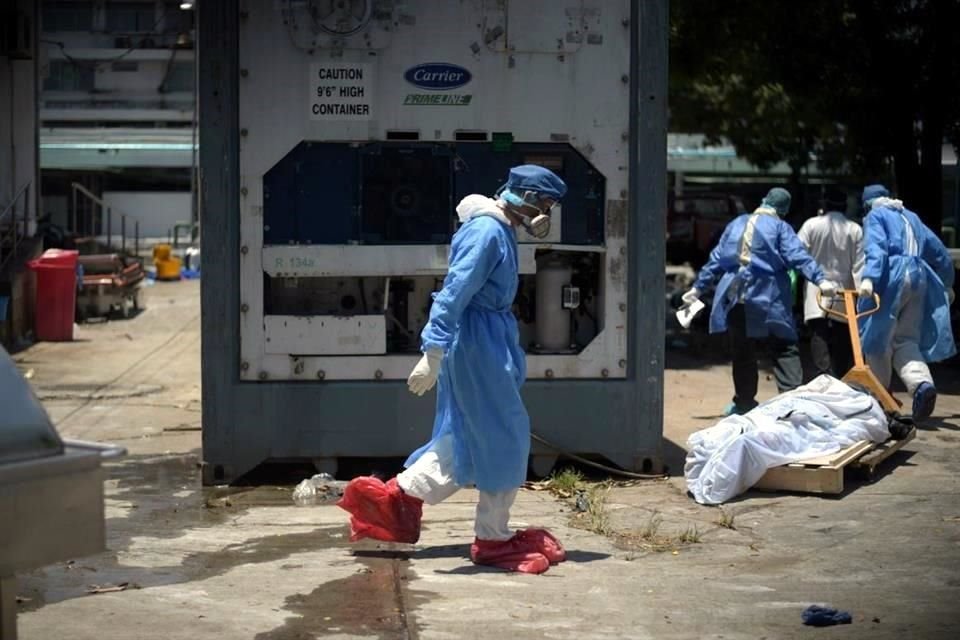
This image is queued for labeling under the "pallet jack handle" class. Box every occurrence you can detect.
[817,289,901,412]
[816,289,879,369]
[817,289,880,322]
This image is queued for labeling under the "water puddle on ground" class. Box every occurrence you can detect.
[17,453,350,613]
[254,550,427,640]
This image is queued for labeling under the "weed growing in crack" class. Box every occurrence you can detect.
[716,508,736,529]
[584,484,612,535]
[547,468,584,497]
[678,525,702,544]
[639,511,663,539]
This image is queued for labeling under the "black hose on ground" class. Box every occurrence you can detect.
[529,432,667,480]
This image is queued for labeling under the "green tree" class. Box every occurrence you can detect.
[670,0,960,232]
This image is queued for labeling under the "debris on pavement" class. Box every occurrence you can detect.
[64,560,97,572]
[203,496,233,509]
[85,582,140,595]
[162,423,202,432]
[801,605,852,627]
[292,472,347,505]
[573,489,589,513]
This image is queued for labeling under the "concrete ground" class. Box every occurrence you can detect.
[11,280,960,639]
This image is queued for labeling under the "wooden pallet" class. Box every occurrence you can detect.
[753,441,876,494]
[851,427,916,478]
[753,429,917,495]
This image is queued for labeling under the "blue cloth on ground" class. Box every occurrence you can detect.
[693,212,825,341]
[406,214,529,493]
[802,605,852,626]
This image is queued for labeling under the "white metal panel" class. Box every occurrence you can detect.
[264,315,386,355]
[255,348,623,381]
[309,62,375,121]
[239,1,630,181]
[240,0,631,381]
[506,0,589,53]
[262,243,604,278]
[263,245,450,277]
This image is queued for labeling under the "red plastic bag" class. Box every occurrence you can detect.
[337,477,422,543]
[515,528,567,564]
[471,537,550,574]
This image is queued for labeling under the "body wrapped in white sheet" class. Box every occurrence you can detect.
[685,375,889,505]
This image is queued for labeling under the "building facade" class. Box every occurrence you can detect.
[39,0,196,243]
[1,0,41,348]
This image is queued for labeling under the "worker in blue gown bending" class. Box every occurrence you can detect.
[338,165,568,574]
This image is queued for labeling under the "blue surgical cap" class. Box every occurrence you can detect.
[861,184,890,209]
[503,165,568,200]
[761,187,791,216]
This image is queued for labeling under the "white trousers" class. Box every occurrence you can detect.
[865,270,933,395]
[397,434,518,541]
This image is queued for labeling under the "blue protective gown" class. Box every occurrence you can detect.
[694,211,825,341]
[404,212,529,493]
[859,203,956,362]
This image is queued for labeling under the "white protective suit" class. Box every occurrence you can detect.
[684,375,889,505]
[398,433,517,540]
[797,211,864,322]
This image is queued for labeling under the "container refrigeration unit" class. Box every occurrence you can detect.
[199,0,667,483]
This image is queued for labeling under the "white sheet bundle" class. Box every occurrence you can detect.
[684,375,890,505]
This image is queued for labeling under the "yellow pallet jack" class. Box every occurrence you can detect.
[818,289,916,479]
[818,289,901,413]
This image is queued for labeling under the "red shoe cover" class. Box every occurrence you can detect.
[470,537,550,574]
[336,477,423,544]
[516,528,567,564]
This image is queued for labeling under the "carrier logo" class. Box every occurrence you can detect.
[404,63,472,90]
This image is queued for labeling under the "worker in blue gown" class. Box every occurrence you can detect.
[338,165,568,574]
[857,184,955,420]
[682,188,837,415]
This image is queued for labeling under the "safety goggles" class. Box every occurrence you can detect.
[536,197,558,215]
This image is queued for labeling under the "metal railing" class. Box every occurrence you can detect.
[0,181,31,272]
[70,182,140,257]
[170,221,199,248]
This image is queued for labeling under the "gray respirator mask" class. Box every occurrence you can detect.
[499,189,556,239]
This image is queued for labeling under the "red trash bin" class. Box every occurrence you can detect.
[29,249,80,341]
